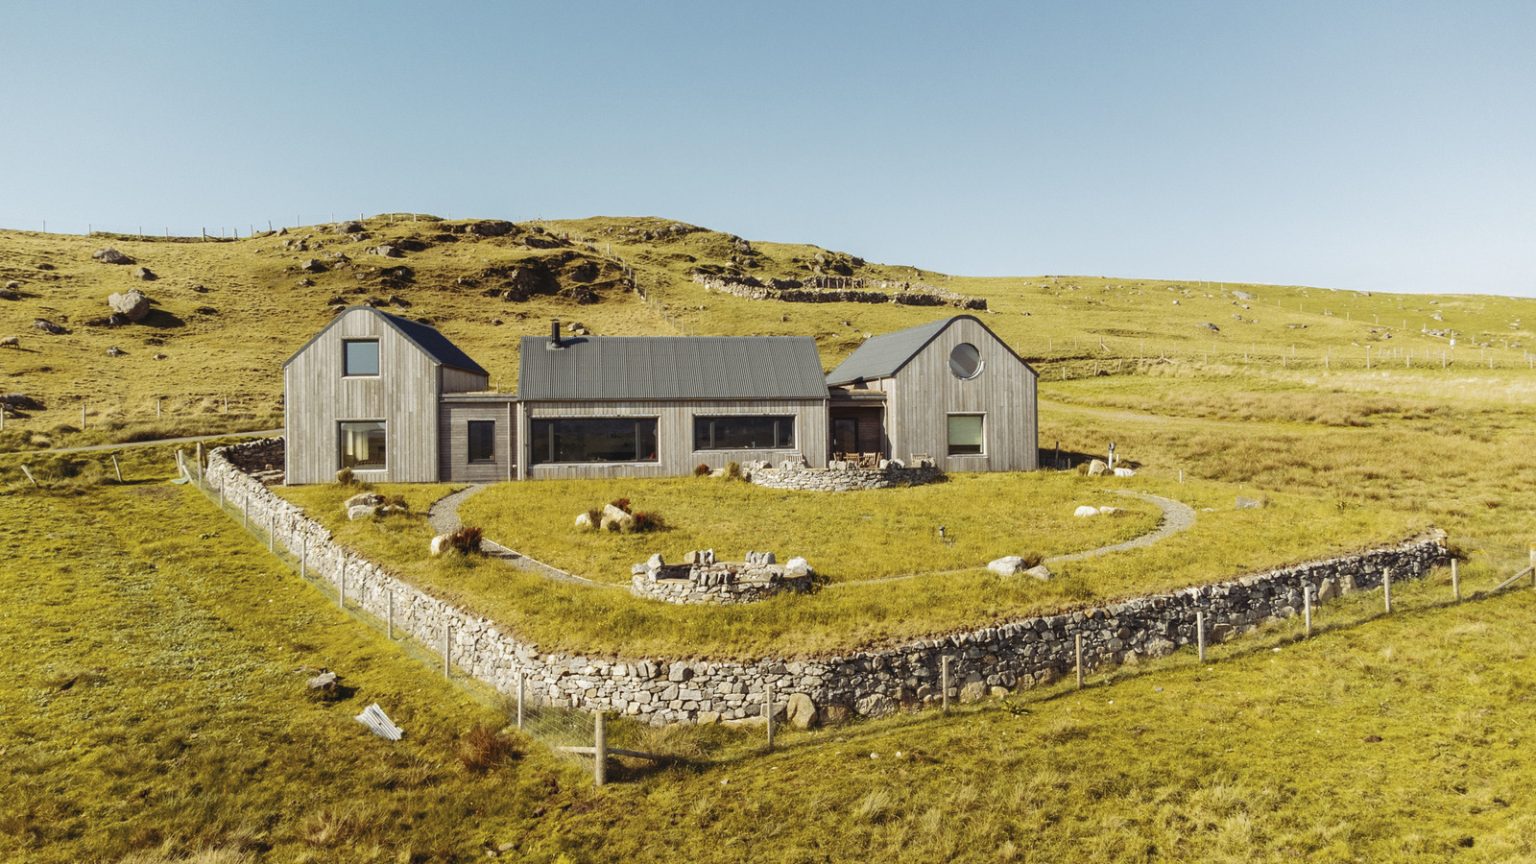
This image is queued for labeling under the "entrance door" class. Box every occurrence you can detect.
[832,417,859,456]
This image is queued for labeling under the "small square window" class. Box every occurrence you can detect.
[467,420,496,463]
[343,340,380,376]
[947,414,984,456]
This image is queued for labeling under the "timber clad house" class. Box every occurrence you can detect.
[282,308,1038,484]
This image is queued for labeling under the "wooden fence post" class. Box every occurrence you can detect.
[111,455,123,483]
[1196,611,1207,663]
[1303,585,1313,638]
[1074,633,1084,688]
[299,535,307,579]
[20,465,38,487]
[1383,569,1393,613]
[442,619,451,678]
[764,682,775,752]
[517,672,525,730]
[593,711,607,787]
[941,656,951,712]
[1451,558,1460,602]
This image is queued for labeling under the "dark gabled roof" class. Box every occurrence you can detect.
[282,306,489,377]
[825,314,1030,385]
[518,335,828,401]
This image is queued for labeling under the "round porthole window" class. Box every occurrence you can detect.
[949,343,982,379]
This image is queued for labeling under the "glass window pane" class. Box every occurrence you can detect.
[949,343,981,379]
[467,420,495,463]
[531,418,658,464]
[947,414,983,455]
[344,340,380,376]
[340,421,387,469]
[692,415,795,450]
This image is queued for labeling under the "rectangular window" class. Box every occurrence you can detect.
[343,339,380,376]
[340,421,387,469]
[467,420,496,463]
[693,415,795,451]
[530,418,659,465]
[947,414,984,456]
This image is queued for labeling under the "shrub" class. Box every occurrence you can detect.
[457,723,520,773]
[447,525,483,555]
[694,463,711,477]
[724,461,743,481]
[1019,551,1044,569]
[609,497,632,514]
[335,467,354,486]
[631,511,667,533]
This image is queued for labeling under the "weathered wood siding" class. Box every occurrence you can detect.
[438,398,517,483]
[883,317,1038,472]
[440,366,491,394]
[521,399,829,480]
[283,308,442,484]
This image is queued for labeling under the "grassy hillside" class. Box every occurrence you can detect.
[2,214,1533,451]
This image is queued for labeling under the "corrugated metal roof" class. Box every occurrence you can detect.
[517,335,829,401]
[825,317,955,385]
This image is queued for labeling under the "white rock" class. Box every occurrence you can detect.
[646,553,665,570]
[429,534,451,556]
[1074,505,1100,518]
[1112,467,1136,477]
[784,556,811,576]
[347,504,377,521]
[1087,459,1108,476]
[574,511,594,531]
[988,555,1025,576]
[1097,506,1121,515]
[1023,564,1053,581]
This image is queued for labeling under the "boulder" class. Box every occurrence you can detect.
[133,266,157,281]
[1023,564,1053,581]
[300,258,326,273]
[106,345,124,357]
[959,681,987,703]
[786,692,818,729]
[1235,496,1264,510]
[600,503,635,532]
[306,670,340,696]
[1097,506,1121,515]
[368,245,402,258]
[1087,459,1108,476]
[429,534,452,556]
[1232,290,1254,301]
[855,692,897,718]
[783,556,812,577]
[574,511,594,531]
[108,289,152,322]
[336,220,365,234]
[1201,322,1221,332]
[987,555,1025,576]
[1074,505,1100,518]
[819,703,852,726]
[343,492,384,510]
[92,247,134,265]
[0,336,18,349]
[33,318,67,335]
[1112,467,1136,477]
[347,504,378,521]
[646,553,665,571]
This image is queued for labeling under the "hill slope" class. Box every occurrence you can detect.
[1,213,1532,450]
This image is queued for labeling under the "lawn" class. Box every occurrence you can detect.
[276,471,1421,660]
[454,471,1163,584]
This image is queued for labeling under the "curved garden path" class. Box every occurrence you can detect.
[429,484,1196,591]
[427,484,616,588]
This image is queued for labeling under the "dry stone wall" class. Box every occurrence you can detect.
[209,439,1448,727]
[750,462,944,492]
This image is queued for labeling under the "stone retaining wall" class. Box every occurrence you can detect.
[750,463,944,492]
[207,439,1448,727]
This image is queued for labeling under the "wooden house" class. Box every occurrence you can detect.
[282,310,1036,484]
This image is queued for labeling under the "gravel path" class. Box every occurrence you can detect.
[427,484,617,589]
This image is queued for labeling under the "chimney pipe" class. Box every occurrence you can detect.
[550,318,561,347]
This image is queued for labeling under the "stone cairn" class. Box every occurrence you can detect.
[631,549,814,605]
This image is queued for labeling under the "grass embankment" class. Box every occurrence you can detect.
[277,473,1419,659]
[6,479,1536,862]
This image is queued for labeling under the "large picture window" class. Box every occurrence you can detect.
[340,421,387,469]
[343,339,380,376]
[693,415,795,451]
[467,420,496,464]
[947,414,984,456]
[530,418,658,465]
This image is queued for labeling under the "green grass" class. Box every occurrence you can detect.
[454,472,1162,584]
[7,476,1536,862]
[276,472,1419,660]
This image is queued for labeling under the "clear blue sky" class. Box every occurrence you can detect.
[3,1,1532,296]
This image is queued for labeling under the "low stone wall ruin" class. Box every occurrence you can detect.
[693,273,987,311]
[630,552,814,605]
[750,461,945,492]
[207,438,1448,728]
